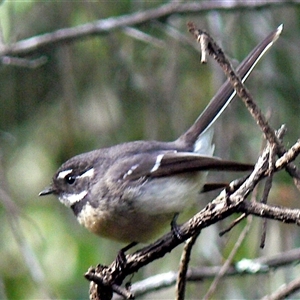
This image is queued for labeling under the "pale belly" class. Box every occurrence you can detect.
[77,172,205,243]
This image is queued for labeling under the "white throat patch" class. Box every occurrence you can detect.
[59,190,88,207]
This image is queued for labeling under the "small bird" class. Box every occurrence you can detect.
[40,25,282,244]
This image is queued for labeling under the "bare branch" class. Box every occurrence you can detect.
[122,27,166,48]
[261,276,300,300]
[114,248,300,298]
[237,200,300,224]
[176,232,200,300]
[260,141,276,248]
[275,139,300,169]
[188,22,300,186]
[88,136,300,298]
[219,213,247,236]
[1,1,299,56]
[204,216,253,300]
[1,55,47,68]
[87,24,300,299]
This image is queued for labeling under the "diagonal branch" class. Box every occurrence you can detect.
[204,216,253,299]
[188,22,300,186]
[117,247,300,298]
[261,276,300,300]
[86,139,300,297]
[86,25,300,299]
[1,1,298,56]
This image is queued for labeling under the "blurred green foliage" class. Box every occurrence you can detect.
[1,1,300,299]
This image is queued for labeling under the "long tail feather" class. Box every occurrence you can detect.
[177,24,283,149]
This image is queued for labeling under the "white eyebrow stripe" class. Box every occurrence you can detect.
[150,154,164,173]
[79,168,95,179]
[57,169,73,179]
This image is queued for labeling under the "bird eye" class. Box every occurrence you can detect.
[65,175,76,185]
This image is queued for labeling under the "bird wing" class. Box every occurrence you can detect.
[121,151,252,181]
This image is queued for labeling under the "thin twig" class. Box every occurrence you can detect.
[1,56,47,68]
[188,22,300,186]
[203,216,253,299]
[90,140,300,296]
[1,1,297,56]
[261,276,300,300]
[176,231,201,300]
[260,142,274,248]
[188,23,281,146]
[219,213,247,236]
[275,139,300,169]
[115,248,300,299]
[122,27,166,48]
[89,25,300,299]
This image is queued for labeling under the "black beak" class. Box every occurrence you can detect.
[39,186,55,196]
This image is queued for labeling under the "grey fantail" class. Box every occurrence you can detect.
[40,25,282,243]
